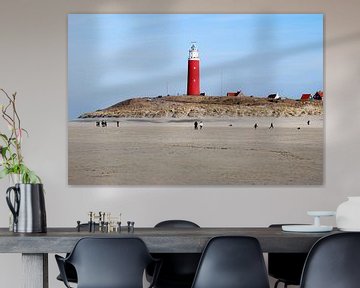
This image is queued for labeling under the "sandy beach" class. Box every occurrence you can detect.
[68,116,323,185]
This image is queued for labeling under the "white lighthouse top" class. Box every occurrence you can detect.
[188,43,199,60]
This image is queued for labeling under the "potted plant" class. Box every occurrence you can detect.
[1,88,46,233]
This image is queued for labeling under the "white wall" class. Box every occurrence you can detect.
[0,0,360,287]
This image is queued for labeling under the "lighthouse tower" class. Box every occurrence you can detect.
[187,43,200,96]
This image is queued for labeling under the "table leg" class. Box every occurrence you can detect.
[22,253,48,288]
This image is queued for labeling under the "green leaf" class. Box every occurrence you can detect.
[0,168,9,179]
[11,165,20,174]
[28,170,41,184]
[0,133,8,142]
[1,146,9,157]
[21,128,29,137]
[18,164,41,184]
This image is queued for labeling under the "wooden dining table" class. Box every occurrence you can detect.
[0,226,339,288]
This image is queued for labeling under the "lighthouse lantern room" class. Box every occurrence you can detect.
[187,43,200,96]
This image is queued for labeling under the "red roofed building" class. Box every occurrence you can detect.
[227,91,241,97]
[313,90,324,100]
[301,93,312,101]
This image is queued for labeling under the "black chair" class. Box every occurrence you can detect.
[55,237,160,288]
[56,262,77,284]
[268,224,308,288]
[56,223,99,284]
[191,236,270,288]
[300,232,360,288]
[147,220,201,288]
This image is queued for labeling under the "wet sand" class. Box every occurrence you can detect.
[68,117,323,185]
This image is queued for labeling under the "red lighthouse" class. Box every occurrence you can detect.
[187,43,200,96]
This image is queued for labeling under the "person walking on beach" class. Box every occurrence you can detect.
[307,120,310,125]
[254,123,258,129]
[116,121,120,127]
[269,122,274,129]
[199,121,203,129]
[194,121,198,130]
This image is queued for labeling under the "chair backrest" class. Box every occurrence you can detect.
[191,236,270,288]
[155,220,200,228]
[268,224,308,285]
[300,232,360,288]
[151,220,201,286]
[67,237,154,288]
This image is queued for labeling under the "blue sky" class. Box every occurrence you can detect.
[68,14,323,119]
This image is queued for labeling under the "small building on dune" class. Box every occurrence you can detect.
[301,93,312,101]
[268,93,281,100]
[227,91,241,97]
[313,90,324,100]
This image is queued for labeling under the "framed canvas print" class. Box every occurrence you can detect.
[68,14,323,185]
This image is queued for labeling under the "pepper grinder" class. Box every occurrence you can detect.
[88,212,93,232]
[127,221,135,233]
[77,221,81,232]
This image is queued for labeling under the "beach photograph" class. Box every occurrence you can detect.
[68,14,324,185]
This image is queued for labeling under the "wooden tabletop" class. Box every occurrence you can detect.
[0,227,339,253]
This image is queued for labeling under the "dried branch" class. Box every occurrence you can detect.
[0,88,39,183]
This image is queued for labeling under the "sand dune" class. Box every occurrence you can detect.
[79,95,323,119]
